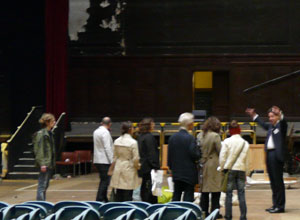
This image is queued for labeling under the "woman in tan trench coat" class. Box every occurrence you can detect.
[109,121,141,201]
[197,116,223,218]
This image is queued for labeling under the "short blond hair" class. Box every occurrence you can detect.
[39,113,55,128]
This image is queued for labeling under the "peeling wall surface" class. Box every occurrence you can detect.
[69,0,90,41]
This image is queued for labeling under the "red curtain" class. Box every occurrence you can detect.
[45,0,69,119]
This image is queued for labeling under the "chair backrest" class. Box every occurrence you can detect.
[168,201,202,219]
[11,205,36,219]
[192,110,207,122]
[55,206,88,220]
[103,206,133,220]
[174,209,197,220]
[126,201,151,210]
[21,203,47,218]
[205,209,219,220]
[54,201,92,213]
[98,202,134,216]
[75,151,92,162]
[79,208,100,220]
[146,204,178,216]
[0,201,9,210]
[16,213,29,220]
[61,152,77,162]
[28,208,41,220]
[24,201,54,214]
[160,207,189,220]
[84,201,103,211]
[44,213,56,220]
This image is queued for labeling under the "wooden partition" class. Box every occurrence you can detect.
[249,144,267,179]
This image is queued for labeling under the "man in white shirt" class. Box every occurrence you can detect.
[93,117,113,202]
[219,120,249,220]
[246,106,287,213]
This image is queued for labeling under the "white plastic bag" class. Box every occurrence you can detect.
[151,169,164,196]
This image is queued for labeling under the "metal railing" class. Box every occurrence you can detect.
[52,112,66,161]
[6,106,44,171]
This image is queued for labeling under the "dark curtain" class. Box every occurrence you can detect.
[45,0,69,119]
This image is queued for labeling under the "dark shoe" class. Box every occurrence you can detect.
[269,207,285,213]
[265,206,275,212]
[216,213,223,219]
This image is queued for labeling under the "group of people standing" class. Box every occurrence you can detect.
[33,105,287,220]
[93,117,159,204]
[168,113,249,220]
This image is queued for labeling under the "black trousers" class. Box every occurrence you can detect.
[200,192,221,217]
[141,173,157,204]
[172,180,195,202]
[95,164,111,202]
[116,189,133,202]
[267,150,285,209]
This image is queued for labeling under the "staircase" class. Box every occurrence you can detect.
[7,144,39,179]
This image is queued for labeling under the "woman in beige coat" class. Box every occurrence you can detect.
[109,121,141,201]
[197,116,223,218]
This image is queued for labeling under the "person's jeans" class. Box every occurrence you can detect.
[225,170,247,220]
[172,180,195,202]
[36,169,52,201]
[95,164,111,202]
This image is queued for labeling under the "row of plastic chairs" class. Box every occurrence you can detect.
[0,200,219,220]
[55,150,92,176]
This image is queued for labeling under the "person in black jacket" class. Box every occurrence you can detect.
[168,112,201,202]
[246,106,287,213]
[137,118,160,203]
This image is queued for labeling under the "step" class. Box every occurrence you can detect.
[17,158,35,166]
[7,172,39,179]
[13,165,38,172]
[23,151,35,157]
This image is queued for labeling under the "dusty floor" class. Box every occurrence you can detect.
[0,173,300,220]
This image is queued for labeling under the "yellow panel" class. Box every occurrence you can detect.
[194,71,212,89]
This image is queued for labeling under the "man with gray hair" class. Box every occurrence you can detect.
[93,117,113,202]
[168,112,201,201]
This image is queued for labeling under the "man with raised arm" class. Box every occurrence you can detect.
[246,106,287,213]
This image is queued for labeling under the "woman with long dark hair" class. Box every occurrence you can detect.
[137,118,160,203]
[197,116,223,218]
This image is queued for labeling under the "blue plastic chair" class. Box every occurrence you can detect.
[84,201,103,211]
[126,201,151,210]
[174,209,197,220]
[103,206,134,220]
[146,204,179,215]
[159,207,189,220]
[205,209,219,220]
[28,209,41,220]
[44,213,56,220]
[169,201,202,219]
[0,201,9,210]
[25,201,54,214]
[16,213,30,220]
[98,202,135,216]
[21,203,47,218]
[145,207,166,220]
[2,205,36,220]
[54,201,92,212]
[55,206,89,220]
[71,208,100,220]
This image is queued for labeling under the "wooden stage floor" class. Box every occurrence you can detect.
[0,173,300,220]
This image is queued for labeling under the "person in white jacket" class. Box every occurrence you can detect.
[219,120,250,220]
[93,117,113,202]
